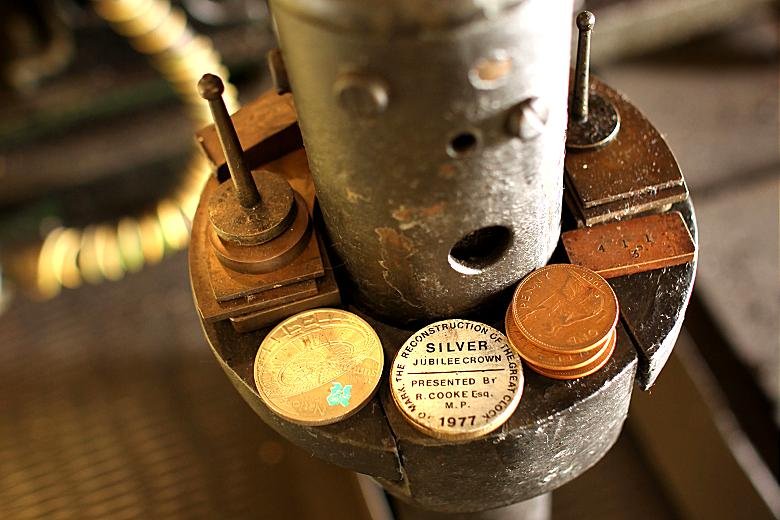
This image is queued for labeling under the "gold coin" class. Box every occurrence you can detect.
[526,328,616,380]
[511,264,618,352]
[504,307,610,371]
[390,319,524,441]
[254,308,384,426]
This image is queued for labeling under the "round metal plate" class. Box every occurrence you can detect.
[566,94,620,150]
[208,170,295,246]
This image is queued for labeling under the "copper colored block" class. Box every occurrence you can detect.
[207,170,296,246]
[196,90,302,178]
[207,280,319,323]
[229,243,341,333]
[207,230,324,302]
[209,193,312,274]
[269,149,317,210]
[206,149,325,302]
[565,77,684,208]
[190,215,320,322]
[564,178,688,227]
[190,146,339,326]
[191,189,321,322]
[562,211,696,279]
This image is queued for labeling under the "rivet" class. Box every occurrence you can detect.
[507,97,549,141]
[333,72,389,117]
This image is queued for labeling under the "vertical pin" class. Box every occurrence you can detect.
[198,73,261,209]
[572,11,595,123]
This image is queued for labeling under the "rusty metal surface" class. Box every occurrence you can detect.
[564,180,688,228]
[259,149,318,210]
[195,90,300,179]
[193,193,705,513]
[571,11,595,123]
[567,13,620,151]
[209,193,311,274]
[199,74,263,209]
[0,252,682,520]
[229,240,341,332]
[198,76,296,252]
[198,298,644,512]
[194,184,324,308]
[206,215,323,302]
[562,211,696,278]
[192,208,698,512]
[207,170,296,246]
[271,0,573,323]
[566,94,621,150]
[197,271,318,322]
[565,76,685,208]
[191,146,335,325]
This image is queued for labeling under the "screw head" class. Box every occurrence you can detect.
[507,97,549,141]
[333,72,389,117]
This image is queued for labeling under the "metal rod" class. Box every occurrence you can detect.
[198,73,261,208]
[390,493,552,520]
[572,11,595,122]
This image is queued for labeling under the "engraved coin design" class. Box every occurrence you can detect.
[254,308,384,426]
[390,320,524,441]
[504,307,610,371]
[511,264,618,352]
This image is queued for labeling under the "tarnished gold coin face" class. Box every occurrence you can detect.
[512,264,618,352]
[254,308,384,426]
[504,307,610,371]
[390,320,524,441]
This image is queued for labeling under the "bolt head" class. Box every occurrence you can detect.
[507,97,549,141]
[334,72,389,117]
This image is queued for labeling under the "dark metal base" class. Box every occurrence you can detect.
[191,193,697,513]
[189,77,698,514]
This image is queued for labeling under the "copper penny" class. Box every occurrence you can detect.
[525,328,616,380]
[511,264,618,352]
[504,307,609,371]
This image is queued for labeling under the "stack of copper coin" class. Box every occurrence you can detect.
[505,264,619,380]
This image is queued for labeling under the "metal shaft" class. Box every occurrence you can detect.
[198,73,261,208]
[271,0,572,323]
[572,11,595,122]
[390,492,551,520]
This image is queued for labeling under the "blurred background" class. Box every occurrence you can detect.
[0,0,777,518]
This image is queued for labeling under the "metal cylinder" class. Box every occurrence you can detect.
[270,0,572,323]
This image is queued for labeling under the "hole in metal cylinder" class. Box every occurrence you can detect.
[447,132,478,158]
[448,226,512,275]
